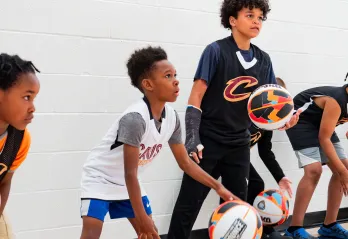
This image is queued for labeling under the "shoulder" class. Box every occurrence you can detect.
[10,128,31,171]
[202,41,221,57]
[19,128,31,147]
[119,112,146,128]
[252,44,271,62]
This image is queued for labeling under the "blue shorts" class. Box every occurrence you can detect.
[80,196,152,222]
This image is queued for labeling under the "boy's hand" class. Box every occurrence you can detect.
[278,110,302,131]
[187,143,204,164]
[138,215,160,239]
[215,185,240,202]
[278,177,293,198]
[339,171,348,197]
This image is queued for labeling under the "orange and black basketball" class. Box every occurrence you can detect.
[247,84,294,130]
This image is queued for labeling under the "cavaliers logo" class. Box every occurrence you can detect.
[0,163,8,176]
[251,131,262,145]
[224,76,258,102]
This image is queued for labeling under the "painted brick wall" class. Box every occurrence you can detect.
[1,0,347,238]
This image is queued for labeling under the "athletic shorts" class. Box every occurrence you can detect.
[295,142,347,168]
[80,196,152,222]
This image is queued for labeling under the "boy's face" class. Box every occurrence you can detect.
[230,7,264,39]
[143,60,179,103]
[0,73,40,130]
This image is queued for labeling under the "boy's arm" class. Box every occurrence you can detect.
[0,129,30,214]
[317,97,348,194]
[171,106,234,200]
[169,143,237,202]
[124,144,159,238]
[186,43,220,162]
[0,172,14,215]
[119,113,159,238]
[123,145,148,218]
[265,60,301,131]
[257,131,285,183]
[257,131,293,197]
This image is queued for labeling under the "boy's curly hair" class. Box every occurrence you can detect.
[220,0,271,29]
[126,46,167,93]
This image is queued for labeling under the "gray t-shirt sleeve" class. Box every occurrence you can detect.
[117,112,146,147]
[168,110,183,144]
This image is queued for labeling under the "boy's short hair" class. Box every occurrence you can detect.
[126,46,167,93]
[220,0,271,29]
[276,77,286,88]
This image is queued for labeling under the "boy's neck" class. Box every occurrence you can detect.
[231,31,251,50]
[144,94,165,121]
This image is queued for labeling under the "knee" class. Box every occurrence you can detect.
[81,217,102,239]
[304,164,322,182]
[81,232,100,239]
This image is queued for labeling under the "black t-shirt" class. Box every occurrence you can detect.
[195,35,277,146]
[249,124,285,183]
[286,84,348,150]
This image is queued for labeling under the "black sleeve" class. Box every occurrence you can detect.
[257,131,285,183]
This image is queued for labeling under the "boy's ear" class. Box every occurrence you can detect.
[142,79,154,92]
[229,16,236,27]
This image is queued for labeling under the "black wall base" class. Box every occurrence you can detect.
[160,207,348,239]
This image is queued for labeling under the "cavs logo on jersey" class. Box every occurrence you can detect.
[224,76,258,102]
[138,143,163,166]
[250,131,262,146]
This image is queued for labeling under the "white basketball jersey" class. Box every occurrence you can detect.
[80,99,177,200]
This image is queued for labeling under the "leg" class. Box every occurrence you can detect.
[317,143,348,237]
[323,142,348,224]
[285,147,332,239]
[167,137,222,239]
[247,164,281,237]
[220,143,250,203]
[290,162,322,226]
[128,214,156,237]
[80,216,104,239]
[110,196,154,237]
[167,167,220,239]
[80,199,109,239]
[324,161,348,224]
[247,163,265,205]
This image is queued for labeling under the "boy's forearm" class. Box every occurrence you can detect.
[180,159,221,191]
[125,173,148,219]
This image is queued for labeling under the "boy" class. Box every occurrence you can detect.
[247,77,292,239]
[284,84,348,239]
[0,53,40,238]
[79,46,237,239]
[167,1,300,238]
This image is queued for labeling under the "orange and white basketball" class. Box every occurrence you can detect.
[209,200,263,239]
[253,189,290,226]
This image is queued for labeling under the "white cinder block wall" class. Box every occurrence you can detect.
[1,0,348,238]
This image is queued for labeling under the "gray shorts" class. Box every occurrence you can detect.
[295,142,347,168]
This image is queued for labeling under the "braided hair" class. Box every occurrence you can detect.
[0,53,40,91]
